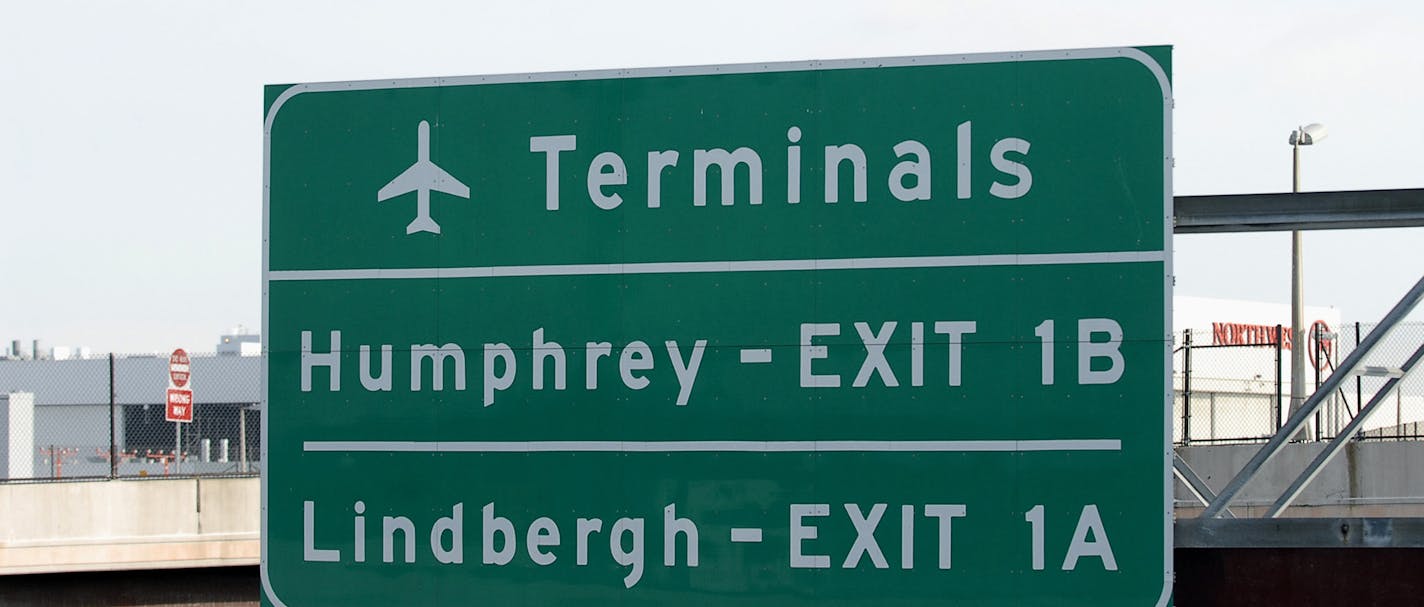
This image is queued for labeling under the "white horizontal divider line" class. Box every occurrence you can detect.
[302,439,1122,453]
[270,251,1164,282]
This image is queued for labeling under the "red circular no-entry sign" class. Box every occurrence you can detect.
[169,348,191,388]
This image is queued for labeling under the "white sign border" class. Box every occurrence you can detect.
[261,46,1174,607]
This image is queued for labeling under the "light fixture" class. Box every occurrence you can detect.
[1289,123,1328,146]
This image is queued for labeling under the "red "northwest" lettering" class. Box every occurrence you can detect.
[1212,322,1290,348]
[1210,320,1334,354]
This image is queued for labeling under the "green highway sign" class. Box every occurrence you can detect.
[263,47,1173,606]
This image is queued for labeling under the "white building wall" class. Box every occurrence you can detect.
[1173,296,1346,442]
[0,393,35,479]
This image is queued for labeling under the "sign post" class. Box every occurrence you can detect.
[265,48,1173,606]
[167,348,193,473]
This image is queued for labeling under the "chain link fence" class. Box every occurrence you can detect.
[1174,321,1424,445]
[2,322,1420,478]
[0,352,260,481]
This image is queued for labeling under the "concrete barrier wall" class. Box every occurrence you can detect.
[0,477,257,575]
[1,441,1421,577]
[1177,441,1424,517]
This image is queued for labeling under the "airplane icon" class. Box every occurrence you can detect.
[377,120,470,235]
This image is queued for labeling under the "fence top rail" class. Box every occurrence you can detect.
[1181,342,1283,350]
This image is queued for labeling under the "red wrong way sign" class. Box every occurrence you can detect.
[169,348,191,388]
[166,388,194,423]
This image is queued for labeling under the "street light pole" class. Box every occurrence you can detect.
[1288,123,1327,440]
[1290,140,1306,440]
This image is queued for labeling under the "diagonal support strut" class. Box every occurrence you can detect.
[1201,274,1424,518]
[1173,452,1235,518]
[1266,341,1424,517]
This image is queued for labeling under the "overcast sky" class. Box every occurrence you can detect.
[2,0,1420,355]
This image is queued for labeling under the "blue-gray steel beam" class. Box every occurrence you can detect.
[1177,517,1424,548]
[1174,188,1424,233]
[1266,341,1424,518]
[1200,275,1424,518]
